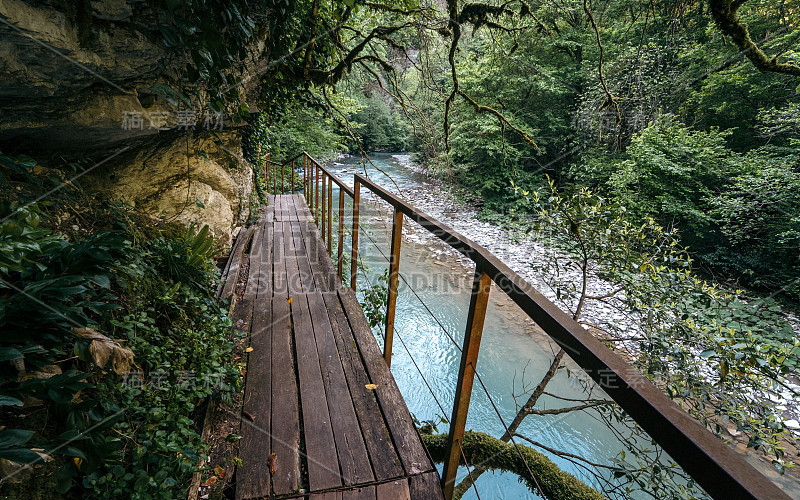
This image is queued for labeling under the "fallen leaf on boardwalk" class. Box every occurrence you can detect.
[243,410,255,422]
[201,476,218,487]
[268,453,277,475]
[214,465,225,479]
[287,297,293,304]
[225,434,243,443]
[245,347,253,353]
[365,384,378,390]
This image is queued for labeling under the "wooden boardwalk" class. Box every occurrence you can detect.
[219,195,443,500]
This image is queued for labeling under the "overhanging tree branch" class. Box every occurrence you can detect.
[709,0,800,76]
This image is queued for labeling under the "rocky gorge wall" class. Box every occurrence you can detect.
[0,0,259,242]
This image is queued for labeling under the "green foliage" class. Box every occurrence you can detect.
[602,117,742,238]
[0,200,241,498]
[531,183,799,472]
[349,94,411,151]
[245,105,349,165]
[360,267,389,333]
[157,0,256,112]
[709,146,800,290]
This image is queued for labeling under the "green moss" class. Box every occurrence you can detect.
[421,431,606,500]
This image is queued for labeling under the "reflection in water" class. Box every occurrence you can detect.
[324,153,690,499]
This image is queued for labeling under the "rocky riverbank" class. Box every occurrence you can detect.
[386,154,800,437]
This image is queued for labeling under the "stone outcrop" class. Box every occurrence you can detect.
[0,0,260,240]
[85,131,252,243]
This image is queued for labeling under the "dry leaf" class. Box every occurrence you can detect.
[214,465,226,479]
[365,384,378,390]
[268,453,277,475]
[243,410,255,422]
[245,347,253,353]
[201,475,218,487]
[73,327,134,375]
[287,297,293,304]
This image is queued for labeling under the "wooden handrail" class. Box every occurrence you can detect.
[351,172,790,500]
[276,154,789,499]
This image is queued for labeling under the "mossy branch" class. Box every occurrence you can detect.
[709,0,800,76]
[421,430,606,500]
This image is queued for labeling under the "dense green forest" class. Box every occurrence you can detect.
[266,1,800,306]
[1,0,799,498]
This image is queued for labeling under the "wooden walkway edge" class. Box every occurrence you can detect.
[219,195,443,500]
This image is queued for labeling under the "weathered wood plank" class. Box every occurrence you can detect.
[271,220,301,496]
[337,288,434,476]
[236,229,273,499]
[220,226,253,299]
[291,293,342,491]
[408,472,446,500]
[307,292,374,486]
[375,479,411,499]
[292,221,316,293]
[309,492,342,500]
[342,486,376,500]
[321,292,404,482]
[298,220,335,293]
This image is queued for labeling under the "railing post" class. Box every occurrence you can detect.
[304,155,308,200]
[441,270,492,500]
[337,187,345,279]
[319,173,327,241]
[264,159,272,194]
[292,160,296,195]
[281,162,285,194]
[327,177,333,254]
[315,164,320,224]
[384,208,403,368]
[350,180,360,291]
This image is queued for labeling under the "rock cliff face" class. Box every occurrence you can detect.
[86,132,252,242]
[0,0,257,242]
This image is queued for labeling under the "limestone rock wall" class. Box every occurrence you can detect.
[0,0,259,241]
[86,132,252,243]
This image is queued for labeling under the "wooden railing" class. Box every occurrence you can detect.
[268,152,790,500]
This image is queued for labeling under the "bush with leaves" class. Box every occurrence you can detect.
[0,199,242,498]
[528,180,799,475]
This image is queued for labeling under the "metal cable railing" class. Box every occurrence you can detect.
[275,151,792,500]
[351,218,544,497]
[352,243,483,500]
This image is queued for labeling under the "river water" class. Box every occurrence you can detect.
[321,153,698,499]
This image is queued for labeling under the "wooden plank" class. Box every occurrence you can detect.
[309,492,342,500]
[284,219,303,298]
[291,294,342,491]
[408,472,446,500]
[307,292,374,486]
[342,486,376,500]
[292,221,316,293]
[321,292,404,482]
[337,288,434,476]
[271,220,301,496]
[236,233,273,499]
[297,220,336,293]
[230,225,262,336]
[376,479,411,500]
[273,222,288,296]
[243,226,264,301]
[220,226,253,299]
